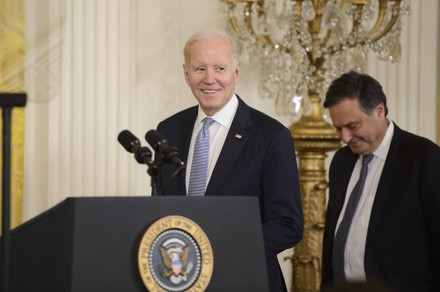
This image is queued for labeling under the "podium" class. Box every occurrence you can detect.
[4,196,269,292]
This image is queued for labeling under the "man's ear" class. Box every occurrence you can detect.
[234,62,240,84]
[376,102,385,117]
[183,64,190,86]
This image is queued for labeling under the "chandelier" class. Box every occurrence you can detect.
[220,0,410,119]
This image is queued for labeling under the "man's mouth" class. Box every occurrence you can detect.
[202,89,218,94]
[348,137,360,145]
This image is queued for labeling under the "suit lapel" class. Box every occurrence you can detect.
[174,107,197,195]
[177,107,198,163]
[205,97,252,195]
[329,150,357,239]
[366,125,403,244]
[334,152,357,215]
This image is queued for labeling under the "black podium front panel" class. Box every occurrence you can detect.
[6,196,269,292]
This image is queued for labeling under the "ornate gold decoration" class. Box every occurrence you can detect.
[287,112,340,291]
[220,0,410,290]
[0,0,25,229]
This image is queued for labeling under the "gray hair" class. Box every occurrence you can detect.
[183,30,240,67]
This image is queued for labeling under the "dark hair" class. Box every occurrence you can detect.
[323,71,388,116]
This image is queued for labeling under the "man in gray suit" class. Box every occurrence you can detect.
[321,71,440,291]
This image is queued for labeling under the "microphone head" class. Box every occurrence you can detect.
[118,130,141,153]
[134,146,153,165]
[145,130,167,151]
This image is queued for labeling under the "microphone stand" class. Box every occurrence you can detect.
[147,157,185,196]
[148,162,162,196]
[1,93,27,292]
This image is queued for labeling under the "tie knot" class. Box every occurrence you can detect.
[362,154,373,166]
[203,117,215,129]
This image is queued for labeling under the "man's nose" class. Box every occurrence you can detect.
[203,69,215,83]
[340,128,352,144]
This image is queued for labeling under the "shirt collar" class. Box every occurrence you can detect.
[372,120,394,161]
[195,94,238,128]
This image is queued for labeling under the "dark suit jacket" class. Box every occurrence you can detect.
[322,123,440,292]
[155,96,304,292]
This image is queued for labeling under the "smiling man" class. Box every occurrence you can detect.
[321,71,440,291]
[154,30,304,292]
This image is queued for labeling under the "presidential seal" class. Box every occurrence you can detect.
[138,215,214,292]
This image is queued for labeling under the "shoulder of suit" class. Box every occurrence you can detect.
[395,128,440,154]
[247,106,285,128]
[159,106,198,125]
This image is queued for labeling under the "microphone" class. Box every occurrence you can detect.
[145,130,185,169]
[118,130,153,165]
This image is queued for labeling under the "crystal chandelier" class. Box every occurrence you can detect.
[220,0,410,119]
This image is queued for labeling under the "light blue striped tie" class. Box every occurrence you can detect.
[332,154,373,282]
[188,117,215,196]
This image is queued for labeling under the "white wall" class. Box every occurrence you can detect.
[23,0,439,290]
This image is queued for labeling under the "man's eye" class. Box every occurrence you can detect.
[348,123,358,130]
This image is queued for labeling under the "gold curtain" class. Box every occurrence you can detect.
[0,0,25,229]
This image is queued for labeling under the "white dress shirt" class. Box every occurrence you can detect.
[185,95,238,194]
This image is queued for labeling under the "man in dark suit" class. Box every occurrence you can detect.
[154,30,303,292]
[321,71,440,291]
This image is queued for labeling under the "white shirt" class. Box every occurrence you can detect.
[336,121,394,281]
[185,95,239,194]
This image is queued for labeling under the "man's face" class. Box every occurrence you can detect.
[329,98,387,155]
[183,38,240,116]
